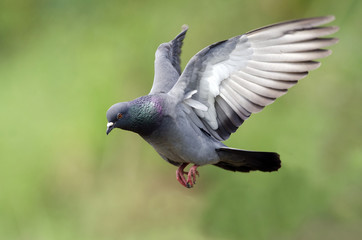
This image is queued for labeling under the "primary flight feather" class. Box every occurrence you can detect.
[106,16,338,188]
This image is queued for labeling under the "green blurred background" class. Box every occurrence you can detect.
[1,0,361,239]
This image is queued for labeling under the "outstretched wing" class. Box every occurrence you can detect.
[169,16,339,141]
[149,25,188,94]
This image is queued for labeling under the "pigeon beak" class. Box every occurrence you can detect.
[106,122,114,135]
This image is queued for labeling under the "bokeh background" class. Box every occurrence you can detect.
[1,0,361,239]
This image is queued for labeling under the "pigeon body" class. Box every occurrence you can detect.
[108,93,224,166]
[141,97,224,167]
[106,16,338,188]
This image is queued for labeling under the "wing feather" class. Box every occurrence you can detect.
[216,96,244,126]
[169,16,338,140]
[227,78,276,106]
[150,25,188,94]
[251,26,339,47]
[252,49,331,62]
[254,38,338,54]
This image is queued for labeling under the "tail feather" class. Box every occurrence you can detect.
[215,147,281,172]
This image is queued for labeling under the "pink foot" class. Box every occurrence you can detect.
[176,163,189,188]
[176,164,200,188]
[186,165,199,188]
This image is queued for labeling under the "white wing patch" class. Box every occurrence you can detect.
[183,90,208,111]
[184,35,253,129]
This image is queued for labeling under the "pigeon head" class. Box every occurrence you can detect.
[106,102,130,135]
[106,96,164,136]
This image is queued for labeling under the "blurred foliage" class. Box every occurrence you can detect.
[0,0,361,239]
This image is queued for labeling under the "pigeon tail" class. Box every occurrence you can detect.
[214,147,281,172]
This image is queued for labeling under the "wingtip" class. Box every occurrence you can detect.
[303,15,336,26]
[331,26,340,33]
[172,24,189,42]
[318,15,336,25]
[314,61,322,70]
[326,15,336,21]
[313,15,335,22]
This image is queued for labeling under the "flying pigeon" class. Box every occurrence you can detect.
[106,16,338,188]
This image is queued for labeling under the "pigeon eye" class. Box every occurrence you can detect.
[117,113,123,119]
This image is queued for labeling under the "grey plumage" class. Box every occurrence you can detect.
[106,16,338,188]
[150,25,188,94]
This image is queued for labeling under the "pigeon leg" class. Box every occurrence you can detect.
[176,163,189,188]
[186,164,200,188]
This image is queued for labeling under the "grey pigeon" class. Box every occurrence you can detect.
[106,16,338,188]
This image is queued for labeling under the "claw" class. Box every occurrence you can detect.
[176,164,200,188]
[186,165,199,188]
[176,163,189,188]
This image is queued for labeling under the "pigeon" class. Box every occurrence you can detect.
[106,16,338,188]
